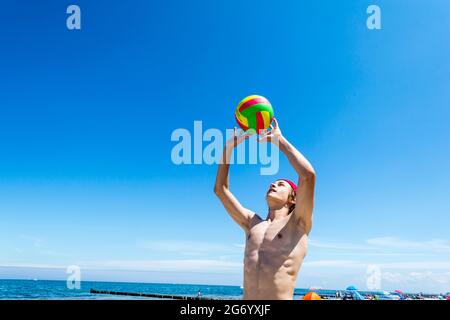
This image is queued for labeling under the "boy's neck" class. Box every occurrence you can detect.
[267,206,290,222]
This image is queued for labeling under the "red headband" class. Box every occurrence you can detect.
[280,179,297,191]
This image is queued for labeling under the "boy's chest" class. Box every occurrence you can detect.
[247,217,297,249]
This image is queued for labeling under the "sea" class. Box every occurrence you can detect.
[0,279,338,300]
[1,279,436,300]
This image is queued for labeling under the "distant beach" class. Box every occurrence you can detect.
[0,279,447,300]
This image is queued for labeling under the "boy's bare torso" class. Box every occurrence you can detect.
[243,213,308,300]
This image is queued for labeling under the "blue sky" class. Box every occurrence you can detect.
[0,0,449,293]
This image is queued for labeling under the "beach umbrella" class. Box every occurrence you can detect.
[380,292,401,300]
[303,292,322,300]
[392,290,405,299]
[346,285,358,291]
[351,291,365,300]
[446,296,450,301]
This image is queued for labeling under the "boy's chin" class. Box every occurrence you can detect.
[266,194,276,200]
[267,196,283,205]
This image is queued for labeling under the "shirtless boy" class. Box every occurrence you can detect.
[214,118,316,300]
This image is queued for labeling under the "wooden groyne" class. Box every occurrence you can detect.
[90,289,216,300]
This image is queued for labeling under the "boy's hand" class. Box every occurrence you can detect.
[225,127,253,149]
[258,117,283,143]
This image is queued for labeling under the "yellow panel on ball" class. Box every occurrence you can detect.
[235,95,274,132]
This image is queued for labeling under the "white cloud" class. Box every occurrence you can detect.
[81,259,243,273]
[365,237,450,252]
[4,236,450,292]
[137,240,244,256]
[310,237,450,254]
[20,235,45,248]
[380,272,405,284]
[303,260,364,268]
[378,261,450,270]
[308,239,376,251]
[380,271,450,290]
[14,235,69,258]
[0,259,243,274]
[302,259,450,271]
[0,262,66,269]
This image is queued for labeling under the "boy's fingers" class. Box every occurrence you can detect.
[246,129,256,136]
[258,131,270,141]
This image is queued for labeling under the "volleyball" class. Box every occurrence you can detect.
[235,95,274,133]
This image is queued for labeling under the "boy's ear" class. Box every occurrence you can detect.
[290,193,296,204]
